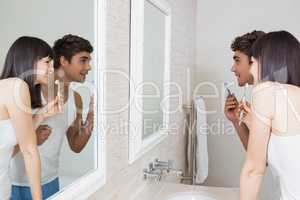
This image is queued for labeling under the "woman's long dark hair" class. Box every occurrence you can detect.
[1,36,54,108]
[251,31,300,87]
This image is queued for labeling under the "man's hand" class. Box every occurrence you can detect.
[224,94,239,123]
[80,95,94,136]
[36,125,52,145]
[12,125,52,157]
[67,95,94,153]
[225,95,251,151]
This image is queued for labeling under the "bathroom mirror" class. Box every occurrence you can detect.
[0,0,105,199]
[142,0,166,139]
[129,0,171,163]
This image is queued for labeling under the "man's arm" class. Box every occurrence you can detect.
[12,125,52,157]
[66,92,94,153]
[224,94,249,150]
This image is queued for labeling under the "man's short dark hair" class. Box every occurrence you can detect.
[231,30,265,59]
[53,34,93,69]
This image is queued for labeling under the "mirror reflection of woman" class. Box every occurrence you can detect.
[10,34,94,200]
[239,31,300,200]
[0,36,57,200]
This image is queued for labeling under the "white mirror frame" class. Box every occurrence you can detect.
[129,0,172,164]
[49,0,106,199]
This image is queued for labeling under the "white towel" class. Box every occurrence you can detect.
[195,97,209,184]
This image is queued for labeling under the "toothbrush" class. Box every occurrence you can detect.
[224,81,232,96]
[239,83,249,125]
[55,80,63,112]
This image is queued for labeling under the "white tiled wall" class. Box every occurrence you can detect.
[88,0,197,199]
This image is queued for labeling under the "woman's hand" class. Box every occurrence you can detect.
[33,96,61,128]
[39,95,62,118]
[238,100,252,128]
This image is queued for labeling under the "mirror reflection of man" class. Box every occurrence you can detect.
[10,34,94,200]
[224,31,265,150]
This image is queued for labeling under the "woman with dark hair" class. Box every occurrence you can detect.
[0,36,58,200]
[239,31,300,200]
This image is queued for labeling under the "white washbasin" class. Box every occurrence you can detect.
[166,192,217,200]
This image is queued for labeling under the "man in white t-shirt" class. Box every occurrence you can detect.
[10,34,94,200]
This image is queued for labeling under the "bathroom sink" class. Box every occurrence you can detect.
[166,192,217,200]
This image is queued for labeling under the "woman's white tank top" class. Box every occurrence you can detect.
[268,134,300,200]
[0,119,17,200]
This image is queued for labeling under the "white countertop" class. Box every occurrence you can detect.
[132,182,239,200]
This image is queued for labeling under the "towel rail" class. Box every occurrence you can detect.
[182,103,197,185]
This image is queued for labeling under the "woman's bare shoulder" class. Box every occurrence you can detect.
[0,78,30,101]
[251,82,278,119]
[252,81,276,93]
[251,81,277,101]
[0,78,28,90]
[0,77,26,85]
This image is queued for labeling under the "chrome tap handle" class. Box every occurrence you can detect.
[143,167,162,180]
[153,159,174,170]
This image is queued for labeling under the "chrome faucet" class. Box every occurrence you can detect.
[153,158,173,171]
[143,162,162,181]
[143,159,183,181]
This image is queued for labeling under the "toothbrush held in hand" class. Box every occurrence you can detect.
[224,81,233,96]
[55,80,63,113]
[239,83,249,126]
[239,96,246,126]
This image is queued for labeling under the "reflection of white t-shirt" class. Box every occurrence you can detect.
[9,88,76,186]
